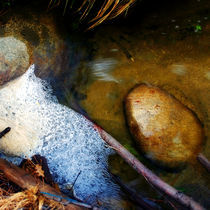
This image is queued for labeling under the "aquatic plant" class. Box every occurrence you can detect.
[194,24,202,32]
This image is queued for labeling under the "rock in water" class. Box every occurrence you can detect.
[125,84,204,167]
[0,37,29,86]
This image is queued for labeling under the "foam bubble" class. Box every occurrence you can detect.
[0,64,119,205]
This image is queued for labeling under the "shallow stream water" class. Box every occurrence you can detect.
[0,0,209,209]
[62,1,210,208]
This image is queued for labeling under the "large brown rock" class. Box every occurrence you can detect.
[125,84,204,167]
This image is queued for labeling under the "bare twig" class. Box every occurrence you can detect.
[96,126,205,210]
[68,171,81,194]
[110,172,161,210]
[40,191,91,208]
[197,153,210,173]
[0,158,91,209]
[0,127,11,139]
[110,37,134,62]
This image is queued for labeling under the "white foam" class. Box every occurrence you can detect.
[0,64,119,205]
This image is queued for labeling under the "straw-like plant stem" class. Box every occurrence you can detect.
[48,0,136,29]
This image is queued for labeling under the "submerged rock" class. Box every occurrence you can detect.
[0,37,29,86]
[0,8,83,87]
[125,84,204,167]
[1,13,65,80]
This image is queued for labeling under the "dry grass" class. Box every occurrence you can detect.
[48,0,136,29]
[0,158,64,210]
[0,187,64,210]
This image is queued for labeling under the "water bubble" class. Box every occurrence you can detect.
[0,64,119,205]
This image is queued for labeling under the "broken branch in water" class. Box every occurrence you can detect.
[197,153,210,173]
[0,158,91,209]
[110,172,161,210]
[96,126,205,210]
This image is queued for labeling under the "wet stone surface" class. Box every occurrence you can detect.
[125,84,204,167]
[0,6,86,104]
[0,36,29,86]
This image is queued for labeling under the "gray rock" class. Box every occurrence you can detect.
[0,36,29,85]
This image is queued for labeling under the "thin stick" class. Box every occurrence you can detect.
[110,172,161,210]
[96,126,205,210]
[197,153,210,173]
[0,158,90,209]
[0,127,11,139]
[69,171,81,194]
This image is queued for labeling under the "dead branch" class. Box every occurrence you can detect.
[97,126,205,210]
[110,172,161,210]
[0,158,91,209]
[197,153,210,173]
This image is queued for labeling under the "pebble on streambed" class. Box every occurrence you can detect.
[125,84,204,168]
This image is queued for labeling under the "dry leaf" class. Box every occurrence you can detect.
[34,165,45,178]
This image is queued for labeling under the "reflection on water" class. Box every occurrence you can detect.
[89,58,119,83]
